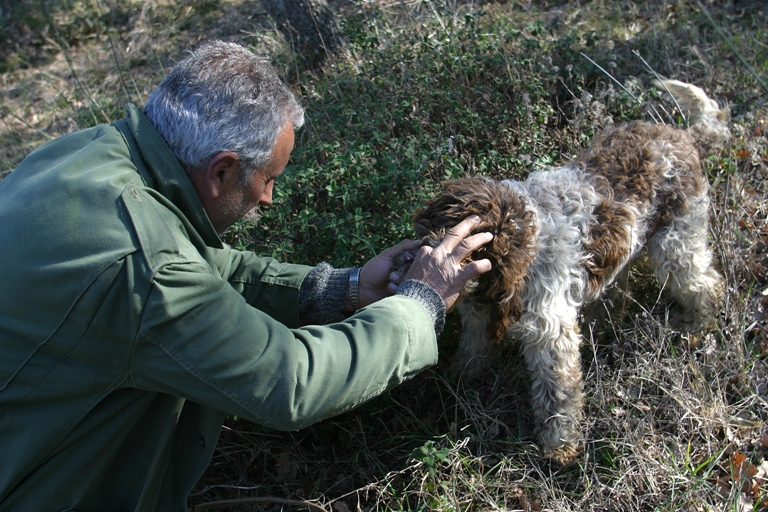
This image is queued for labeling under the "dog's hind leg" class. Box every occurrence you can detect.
[647,194,723,333]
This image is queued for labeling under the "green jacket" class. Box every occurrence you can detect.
[0,105,437,511]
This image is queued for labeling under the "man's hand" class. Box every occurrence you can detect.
[396,216,493,310]
[354,216,492,311]
[355,239,422,308]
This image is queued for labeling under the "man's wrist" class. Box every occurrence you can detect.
[396,279,446,335]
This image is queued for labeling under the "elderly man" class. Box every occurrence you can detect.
[0,41,491,511]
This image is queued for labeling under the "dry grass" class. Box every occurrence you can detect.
[2,1,767,511]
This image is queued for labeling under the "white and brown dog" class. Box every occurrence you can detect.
[409,80,729,464]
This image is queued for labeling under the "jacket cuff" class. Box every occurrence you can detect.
[298,263,349,325]
[396,280,446,335]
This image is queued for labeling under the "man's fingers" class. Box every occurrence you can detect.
[436,216,482,254]
[380,239,422,269]
[388,238,421,254]
[397,215,493,310]
[452,231,493,262]
[459,258,493,281]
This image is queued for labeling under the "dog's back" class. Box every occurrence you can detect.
[572,82,728,299]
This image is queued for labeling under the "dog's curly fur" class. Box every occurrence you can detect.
[409,80,729,464]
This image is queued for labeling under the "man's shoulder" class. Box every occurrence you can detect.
[23,120,129,162]
[121,183,211,275]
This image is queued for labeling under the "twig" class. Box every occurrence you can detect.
[631,49,683,126]
[579,52,660,124]
[97,0,137,106]
[0,104,53,141]
[190,496,327,512]
[188,484,262,498]
[580,53,638,102]
[657,103,677,126]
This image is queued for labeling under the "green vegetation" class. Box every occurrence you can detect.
[2,1,767,510]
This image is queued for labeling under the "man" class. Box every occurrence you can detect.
[0,41,492,511]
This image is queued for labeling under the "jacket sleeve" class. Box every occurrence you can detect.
[205,244,313,329]
[130,261,438,430]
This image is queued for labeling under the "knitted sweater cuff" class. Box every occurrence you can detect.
[299,264,446,335]
[396,280,446,336]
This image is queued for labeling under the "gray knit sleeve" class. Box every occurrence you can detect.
[298,263,349,325]
[298,264,446,335]
[396,280,446,335]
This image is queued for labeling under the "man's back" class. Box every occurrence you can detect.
[0,114,220,510]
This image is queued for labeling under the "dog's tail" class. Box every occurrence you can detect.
[652,78,730,154]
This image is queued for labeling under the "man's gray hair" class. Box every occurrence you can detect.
[144,40,304,183]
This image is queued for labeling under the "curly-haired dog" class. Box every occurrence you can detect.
[409,80,729,464]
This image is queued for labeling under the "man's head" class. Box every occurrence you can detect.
[144,40,304,232]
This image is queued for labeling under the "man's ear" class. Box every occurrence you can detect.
[202,151,240,198]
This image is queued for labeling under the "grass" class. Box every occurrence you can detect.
[2,0,768,510]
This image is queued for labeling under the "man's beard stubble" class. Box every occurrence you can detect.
[240,206,262,225]
[213,190,262,234]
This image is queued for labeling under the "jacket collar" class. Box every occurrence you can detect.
[124,104,224,249]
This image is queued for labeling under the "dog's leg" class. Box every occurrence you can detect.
[514,303,584,464]
[450,299,494,378]
[648,194,723,333]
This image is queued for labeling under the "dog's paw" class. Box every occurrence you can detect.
[542,443,582,466]
[670,309,717,338]
[536,413,583,466]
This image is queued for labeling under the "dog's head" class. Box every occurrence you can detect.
[410,178,538,341]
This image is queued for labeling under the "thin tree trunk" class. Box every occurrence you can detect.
[261,0,345,69]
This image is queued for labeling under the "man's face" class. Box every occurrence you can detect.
[212,123,295,232]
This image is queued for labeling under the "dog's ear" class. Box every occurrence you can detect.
[412,178,489,239]
[412,179,538,341]
[472,183,537,341]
